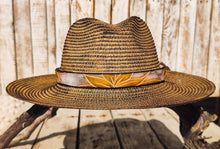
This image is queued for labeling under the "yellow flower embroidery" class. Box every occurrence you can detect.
[79,73,162,88]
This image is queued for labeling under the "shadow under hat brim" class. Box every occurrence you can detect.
[6,70,215,109]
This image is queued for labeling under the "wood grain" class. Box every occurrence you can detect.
[70,0,94,24]
[46,0,56,73]
[94,0,111,23]
[111,109,164,149]
[141,108,184,149]
[0,0,26,136]
[55,0,70,67]
[13,0,33,79]
[0,0,16,95]
[176,0,197,73]
[192,0,212,78]
[111,0,129,24]
[30,0,48,76]
[161,0,180,70]
[146,0,164,59]
[207,0,220,96]
[33,109,79,149]
[79,110,120,149]
[130,0,146,21]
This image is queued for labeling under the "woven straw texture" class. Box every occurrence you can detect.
[6,16,215,109]
[61,16,160,73]
[6,70,215,109]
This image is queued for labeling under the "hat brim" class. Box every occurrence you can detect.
[6,70,215,109]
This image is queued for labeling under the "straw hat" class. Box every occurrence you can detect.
[6,16,215,109]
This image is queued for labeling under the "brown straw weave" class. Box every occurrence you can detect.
[61,17,160,73]
[6,16,215,109]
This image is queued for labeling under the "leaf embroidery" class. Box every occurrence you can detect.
[79,73,162,88]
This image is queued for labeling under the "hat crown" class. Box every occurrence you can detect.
[60,16,160,73]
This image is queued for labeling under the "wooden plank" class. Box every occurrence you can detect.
[32,109,79,149]
[2,0,34,142]
[129,0,146,21]
[55,0,70,67]
[192,0,212,78]
[79,110,120,149]
[161,0,180,70]
[46,0,56,73]
[70,0,94,24]
[111,109,145,121]
[146,0,164,59]
[0,0,24,135]
[30,0,48,76]
[0,0,16,95]
[94,0,111,23]
[141,108,184,148]
[111,0,129,24]
[111,109,164,149]
[207,0,220,97]
[0,77,1,95]
[176,0,197,73]
[80,110,113,127]
[13,0,33,79]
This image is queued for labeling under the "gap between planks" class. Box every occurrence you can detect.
[8,107,220,148]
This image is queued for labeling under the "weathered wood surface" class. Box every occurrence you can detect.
[70,0,94,24]
[94,0,111,23]
[142,108,184,144]
[111,109,165,149]
[192,0,212,78]
[207,0,220,97]
[176,0,197,73]
[0,0,16,95]
[160,0,180,70]
[130,0,146,21]
[0,0,24,132]
[79,110,119,149]
[30,0,48,76]
[111,0,129,24]
[46,0,56,74]
[32,109,78,149]
[146,0,164,59]
[4,107,220,149]
[12,0,33,79]
[55,0,70,67]
[0,0,220,139]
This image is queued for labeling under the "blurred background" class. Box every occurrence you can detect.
[0,0,219,132]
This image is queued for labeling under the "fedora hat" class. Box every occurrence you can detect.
[6,16,215,109]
